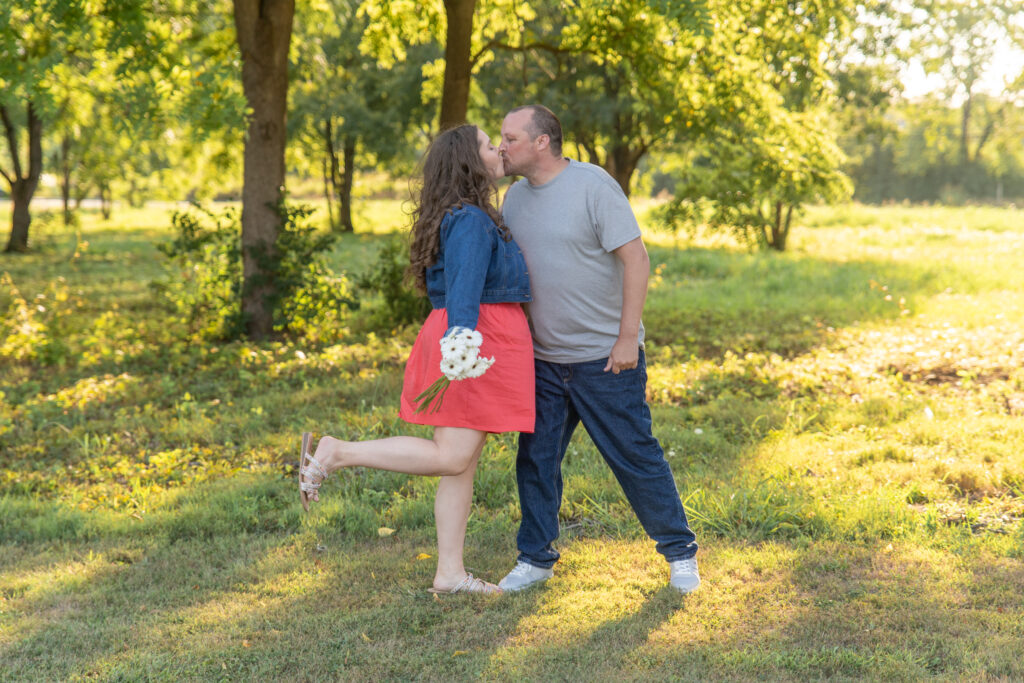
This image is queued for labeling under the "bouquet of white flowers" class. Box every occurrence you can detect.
[413,327,495,413]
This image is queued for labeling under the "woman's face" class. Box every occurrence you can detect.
[477,128,504,181]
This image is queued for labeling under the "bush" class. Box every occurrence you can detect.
[355,236,431,332]
[152,203,358,342]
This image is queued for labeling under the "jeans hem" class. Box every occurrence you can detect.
[516,554,557,570]
[664,550,698,562]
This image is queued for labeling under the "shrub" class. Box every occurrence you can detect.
[354,235,431,332]
[153,203,357,342]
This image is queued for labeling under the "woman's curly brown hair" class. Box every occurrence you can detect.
[407,124,510,293]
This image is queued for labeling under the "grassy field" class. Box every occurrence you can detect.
[1,200,1022,681]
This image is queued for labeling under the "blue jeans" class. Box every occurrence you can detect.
[515,351,698,568]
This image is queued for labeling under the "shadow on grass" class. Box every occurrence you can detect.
[3,489,1023,680]
[0,471,533,679]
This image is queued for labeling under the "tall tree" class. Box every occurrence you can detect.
[291,0,433,232]
[358,0,535,131]
[903,0,1024,170]
[439,0,476,128]
[232,0,295,339]
[478,0,709,196]
[659,0,856,250]
[0,0,90,252]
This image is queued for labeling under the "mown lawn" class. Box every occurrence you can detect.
[1,200,1022,681]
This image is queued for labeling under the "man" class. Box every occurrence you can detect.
[496,105,700,594]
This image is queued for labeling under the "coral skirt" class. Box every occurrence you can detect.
[400,303,535,433]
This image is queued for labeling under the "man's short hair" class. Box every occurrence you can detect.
[509,104,563,157]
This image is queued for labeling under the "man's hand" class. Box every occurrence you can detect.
[604,336,639,374]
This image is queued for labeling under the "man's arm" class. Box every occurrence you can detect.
[604,236,650,373]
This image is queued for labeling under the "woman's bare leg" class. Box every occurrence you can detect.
[433,439,485,590]
[304,427,486,501]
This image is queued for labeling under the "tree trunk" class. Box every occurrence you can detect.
[7,182,33,252]
[324,118,337,231]
[59,134,73,226]
[99,182,112,220]
[323,152,336,231]
[959,92,972,170]
[605,143,644,198]
[2,102,43,253]
[338,136,355,233]
[767,201,791,252]
[233,0,295,340]
[439,0,476,130]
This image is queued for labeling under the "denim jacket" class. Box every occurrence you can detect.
[425,204,531,331]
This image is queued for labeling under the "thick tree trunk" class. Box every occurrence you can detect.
[338,136,355,233]
[7,182,33,252]
[2,102,43,253]
[233,0,295,340]
[439,0,476,130]
[604,143,644,198]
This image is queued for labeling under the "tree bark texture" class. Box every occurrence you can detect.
[60,135,73,226]
[323,118,353,233]
[233,0,295,339]
[768,201,791,252]
[960,92,972,169]
[439,0,476,130]
[605,142,645,198]
[339,136,355,233]
[2,102,43,253]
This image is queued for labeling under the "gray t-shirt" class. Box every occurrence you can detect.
[502,159,645,363]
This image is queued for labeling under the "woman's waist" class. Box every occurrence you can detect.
[427,288,532,308]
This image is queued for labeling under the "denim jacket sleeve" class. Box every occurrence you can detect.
[441,209,495,332]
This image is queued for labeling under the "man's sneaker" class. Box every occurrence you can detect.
[498,561,554,592]
[669,557,700,594]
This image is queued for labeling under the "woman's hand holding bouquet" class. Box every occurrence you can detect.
[413,327,495,413]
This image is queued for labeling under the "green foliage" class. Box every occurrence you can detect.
[660,108,852,250]
[152,205,244,339]
[152,203,358,342]
[842,96,1024,203]
[653,0,855,250]
[354,235,431,332]
[289,0,435,231]
[0,273,81,366]
[477,0,709,195]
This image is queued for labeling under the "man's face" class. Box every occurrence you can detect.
[499,110,537,176]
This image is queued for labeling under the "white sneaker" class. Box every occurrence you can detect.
[669,557,700,594]
[498,561,554,592]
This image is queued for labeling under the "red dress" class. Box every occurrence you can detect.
[399,303,535,433]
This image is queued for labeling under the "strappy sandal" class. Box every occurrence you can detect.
[298,432,328,512]
[428,573,503,595]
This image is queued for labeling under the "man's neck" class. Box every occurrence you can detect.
[527,157,570,187]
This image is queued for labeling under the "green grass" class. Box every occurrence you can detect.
[1,200,1023,680]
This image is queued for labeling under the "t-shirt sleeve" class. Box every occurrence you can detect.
[591,174,642,253]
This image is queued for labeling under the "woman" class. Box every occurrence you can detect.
[298,125,534,594]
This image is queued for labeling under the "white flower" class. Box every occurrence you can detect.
[438,326,492,381]
[464,356,494,378]
[440,337,459,354]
